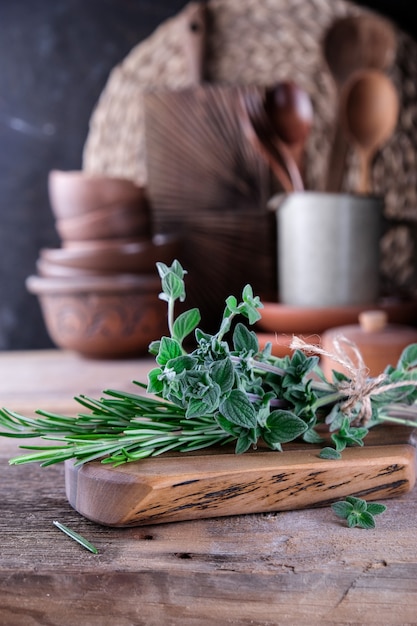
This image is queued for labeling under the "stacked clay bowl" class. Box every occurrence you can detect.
[26,170,181,358]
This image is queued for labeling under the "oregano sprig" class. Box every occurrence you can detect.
[331,496,387,529]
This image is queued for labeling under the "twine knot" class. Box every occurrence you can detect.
[290,334,413,426]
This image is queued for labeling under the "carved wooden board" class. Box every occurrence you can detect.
[65,426,417,527]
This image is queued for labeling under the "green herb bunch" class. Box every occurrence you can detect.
[1,259,417,467]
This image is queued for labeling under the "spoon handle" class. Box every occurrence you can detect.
[325,123,349,192]
[356,150,372,195]
[238,104,293,192]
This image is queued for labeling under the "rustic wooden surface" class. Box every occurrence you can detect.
[1,349,417,625]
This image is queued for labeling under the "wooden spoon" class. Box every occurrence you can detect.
[323,13,397,87]
[238,88,304,192]
[323,13,397,192]
[340,69,399,194]
[264,82,313,183]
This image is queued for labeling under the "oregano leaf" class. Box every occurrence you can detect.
[235,430,256,454]
[220,390,257,429]
[215,414,242,437]
[172,308,201,344]
[347,512,360,528]
[147,368,164,394]
[211,358,235,394]
[397,343,417,370]
[366,502,387,516]
[185,384,220,418]
[264,410,308,444]
[319,447,342,460]
[331,501,353,518]
[156,337,183,365]
[357,511,376,529]
[161,272,185,302]
[232,322,259,353]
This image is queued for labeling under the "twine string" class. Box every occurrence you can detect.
[290,335,417,425]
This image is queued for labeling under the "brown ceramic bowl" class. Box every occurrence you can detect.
[36,258,103,278]
[26,273,168,358]
[55,202,152,241]
[62,237,142,250]
[48,170,149,219]
[256,299,417,334]
[40,234,181,274]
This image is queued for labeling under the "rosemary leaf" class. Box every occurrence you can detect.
[53,521,98,554]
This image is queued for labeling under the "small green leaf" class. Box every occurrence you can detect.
[186,385,220,418]
[220,390,257,429]
[211,358,235,394]
[172,308,201,344]
[319,447,342,459]
[345,496,367,511]
[147,367,164,394]
[397,343,417,370]
[225,295,238,313]
[155,261,170,279]
[302,428,324,444]
[264,410,308,444]
[331,434,348,452]
[351,497,367,513]
[148,339,161,356]
[331,501,353,518]
[357,511,376,529]
[232,322,259,353]
[156,337,183,365]
[235,429,256,454]
[366,502,387,516]
[241,284,263,324]
[216,414,243,437]
[347,512,360,528]
[161,272,185,302]
[167,355,195,374]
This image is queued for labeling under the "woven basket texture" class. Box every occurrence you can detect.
[82,0,417,296]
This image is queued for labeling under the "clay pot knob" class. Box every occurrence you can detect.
[358,310,388,333]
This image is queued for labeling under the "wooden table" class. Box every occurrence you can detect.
[1,350,417,625]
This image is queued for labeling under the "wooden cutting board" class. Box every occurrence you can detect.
[65,425,416,527]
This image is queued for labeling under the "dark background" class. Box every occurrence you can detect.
[0,0,415,351]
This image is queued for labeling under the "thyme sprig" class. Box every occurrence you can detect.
[1,259,417,467]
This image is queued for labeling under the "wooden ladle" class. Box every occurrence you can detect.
[340,69,399,194]
[264,81,313,183]
[323,13,397,192]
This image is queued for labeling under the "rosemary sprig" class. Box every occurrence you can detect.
[1,258,417,467]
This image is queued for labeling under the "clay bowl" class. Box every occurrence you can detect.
[39,234,181,274]
[48,170,149,220]
[36,258,102,278]
[62,237,144,250]
[55,202,152,242]
[256,299,417,335]
[26,273,168,358]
